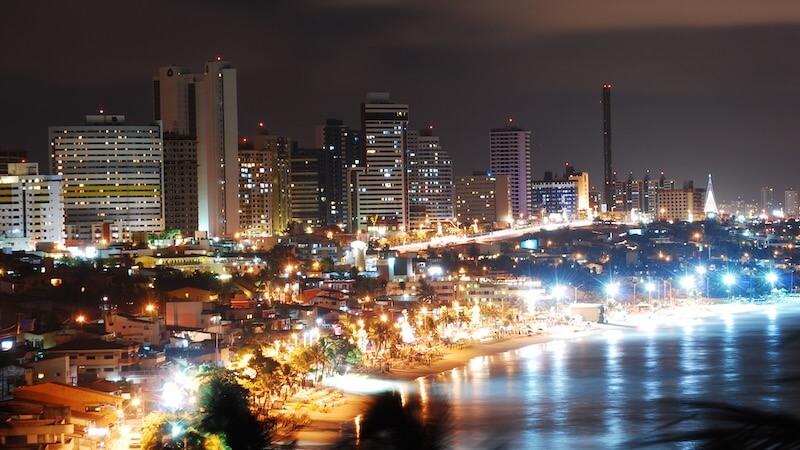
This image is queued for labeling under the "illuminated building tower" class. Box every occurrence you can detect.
[704,174,719,217]
[454,173,511,226]
[532,171,577,220]
[162,136,198,236]
[657,180,705,222]
[0,163,63,251]
[290,146,327,230]
[153,58,239,239]
[489,121,532,222]
[407,127,454,231]
[354,92,409,234]
[761,186,774,214]
[49,114,164,243]
[314,119,362,229]
[239,128,291,237]
[785,190,798,218]
[602,84,614,211]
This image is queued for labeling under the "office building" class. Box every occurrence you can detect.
[239,129,291,237]
[49,114,164,243]
[454,173,512,226]
[406,127,454,230]
[353,92,409,234]
[657,181,705,222]
[786,190,798,218]
[532,172,577,220]
[290,146,327,229]
[565,164,590,219]
[315,119,362,230]
[489,121,532,222]
[162,136,198,236]
[0,163,63,250]
[153,59,239,239]
[761,186,774,214]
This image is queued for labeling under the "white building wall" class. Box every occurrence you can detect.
[48,116,163,242]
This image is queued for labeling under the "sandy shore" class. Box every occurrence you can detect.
[294,300,794,448]
[294,326,601,448]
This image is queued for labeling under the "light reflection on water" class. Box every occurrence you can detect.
[416,305,800,449]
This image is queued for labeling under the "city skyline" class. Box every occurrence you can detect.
[3,1,800,202]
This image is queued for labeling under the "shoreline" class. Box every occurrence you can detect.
[295,326,603,448]
[294,300,788,448]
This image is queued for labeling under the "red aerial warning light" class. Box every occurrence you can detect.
[99,108,104,114]
[258,122,264,127]
[216,55,222,61]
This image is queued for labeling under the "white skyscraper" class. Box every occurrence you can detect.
[353,92,409,233]
[49,114,164,243]
[489,122,532,221]
[407,127,454,230]
[0,163,63,250]
[153,58,239,239]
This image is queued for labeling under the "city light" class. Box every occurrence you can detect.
[679,275,695,291]
[766,272,779,284]
[605,282,619,297]
[723,273,736,286]
[552,285,567,300]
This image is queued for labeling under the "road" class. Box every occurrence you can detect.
[390,220,595,253]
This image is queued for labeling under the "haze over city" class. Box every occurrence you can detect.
[3,0,800,202]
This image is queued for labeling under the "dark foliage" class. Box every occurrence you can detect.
[631,400,800,449]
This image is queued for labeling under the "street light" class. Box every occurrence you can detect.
[723,273,736,299]
[644,281,655,301]
[552,285,567,301]
[766,272,779,291]
[679,275,695,297]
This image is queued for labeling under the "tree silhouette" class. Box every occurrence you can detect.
[333,391,452,450]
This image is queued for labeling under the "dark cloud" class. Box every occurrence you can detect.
[1,0,799,202]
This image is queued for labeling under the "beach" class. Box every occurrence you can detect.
[295,326,602,448]
[294,300,778,448]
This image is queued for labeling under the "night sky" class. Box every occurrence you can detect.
[3,1,800,204]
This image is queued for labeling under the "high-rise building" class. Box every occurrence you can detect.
[454,173,511,226]
[353,92,409,234]
[239,129,291,237]
[49,114,164,242]
[565,165,590,219]
[785,190,798,218]
[0,163,63,250]
[657,181,705,222]
[290,146,327,229]
[761,186,774,213]
[162,136,198,236]
[532,171,577,220]
[602,84,613,211]
[489,121,532,222]
[406,127,454,230]
[314,119,362,229]
[153,59,239,239]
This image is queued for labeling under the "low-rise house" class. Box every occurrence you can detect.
[45,338,140,382]
[104,313,164,346]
